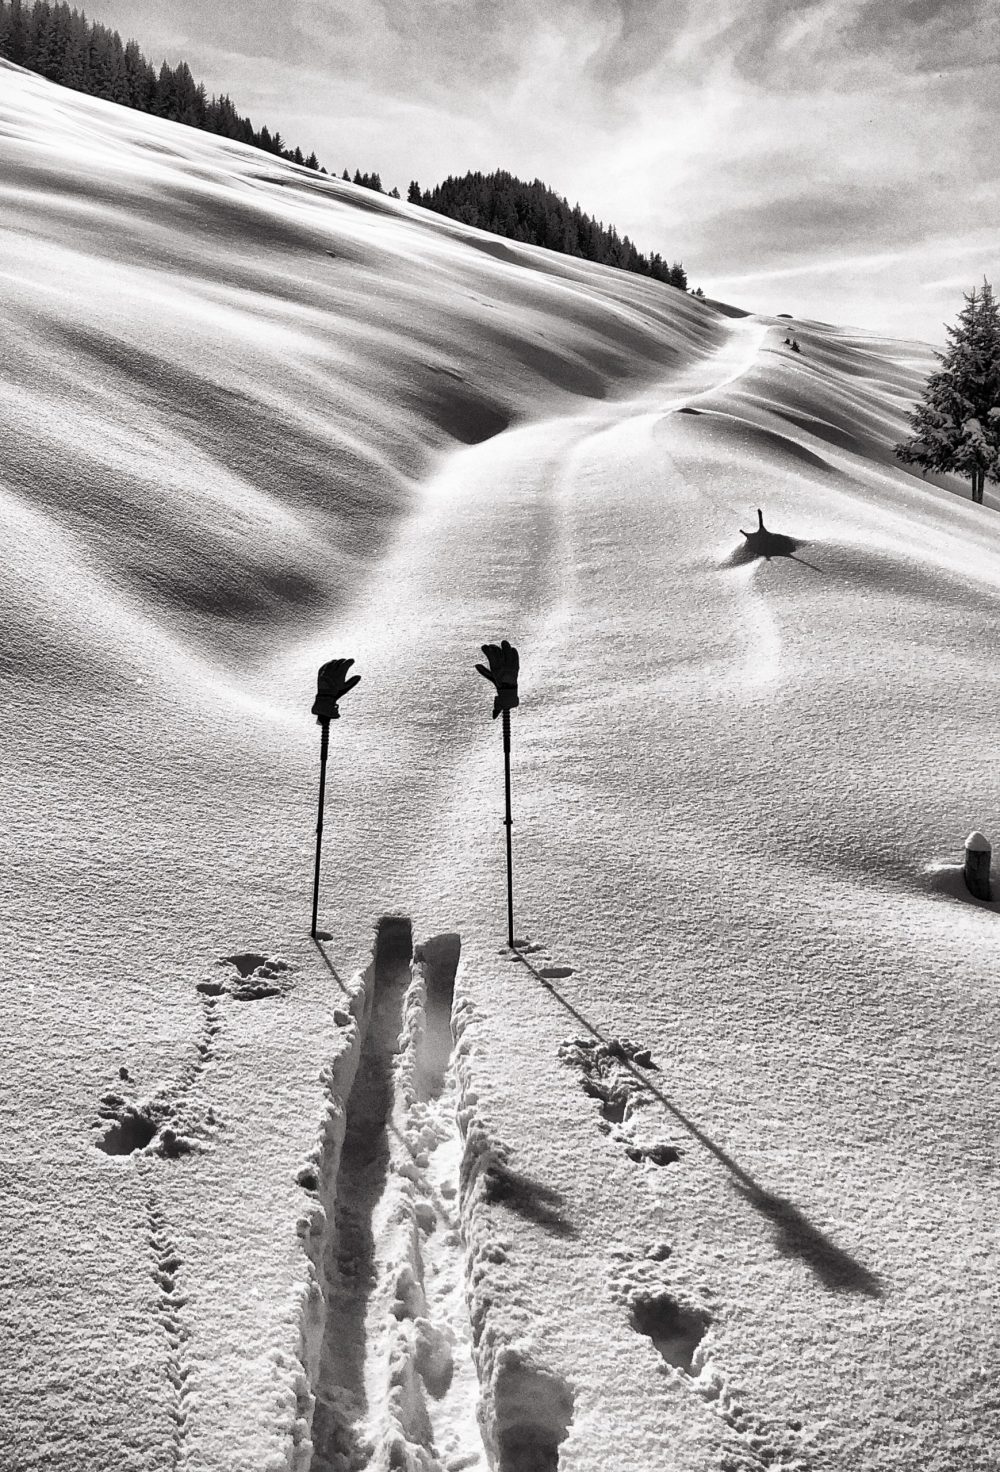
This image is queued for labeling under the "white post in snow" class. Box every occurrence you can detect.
[963,831,992,901]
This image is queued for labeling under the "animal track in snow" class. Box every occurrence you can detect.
[624,1143,683,1167]
[94,1091,200,1160]
[219,952,270,977]
[93,985,225,1158]
[701,1373,809,1472]
[558,1036,683,1169]
[146,1187,193,1469]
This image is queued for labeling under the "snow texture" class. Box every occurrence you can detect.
[3,56,1000,1472]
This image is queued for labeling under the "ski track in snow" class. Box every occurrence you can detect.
[294,319,781,1472]
[306,922,486,1472]
[302,924,579,1472]
[525,316,784,711]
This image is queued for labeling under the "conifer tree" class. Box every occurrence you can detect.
[895,281,1000,504]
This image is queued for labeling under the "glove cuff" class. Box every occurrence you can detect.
[312,694,342,720]
[492,687,519,718]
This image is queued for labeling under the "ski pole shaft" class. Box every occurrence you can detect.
[502,707,514,949]
[311,719,330,939]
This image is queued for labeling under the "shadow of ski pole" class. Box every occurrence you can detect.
[512,950,883,1299]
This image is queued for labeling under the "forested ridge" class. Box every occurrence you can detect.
[0,0,690,290]
[409,171,688,289]
[0,0,325,167]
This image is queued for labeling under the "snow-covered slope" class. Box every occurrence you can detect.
[3,58,999,1472]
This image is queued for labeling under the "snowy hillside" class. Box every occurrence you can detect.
[3,58,1000,1472]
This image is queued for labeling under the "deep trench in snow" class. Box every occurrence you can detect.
[310,922,490,1472]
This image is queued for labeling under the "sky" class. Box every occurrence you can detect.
[83,0,999,345]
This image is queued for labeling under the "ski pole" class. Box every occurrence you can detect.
[309,657,360,939]
[475,639,520,949]
[311,717,330,940]
[502,704,514,949]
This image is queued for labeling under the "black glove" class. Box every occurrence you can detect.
[475,639,519,720]
[312,658,360,721]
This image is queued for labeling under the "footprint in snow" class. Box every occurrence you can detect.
[608,1254,712,1375]
[201,952,297,1001]
[611,1254,807,1466]
[558,1036,683,1168]
[507,939,575,978]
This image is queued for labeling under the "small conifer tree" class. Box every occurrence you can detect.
[895,281,1000,504]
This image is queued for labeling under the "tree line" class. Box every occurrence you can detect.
[1,4,690,292]
[0,0,325,168]
[407,171,688,289]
